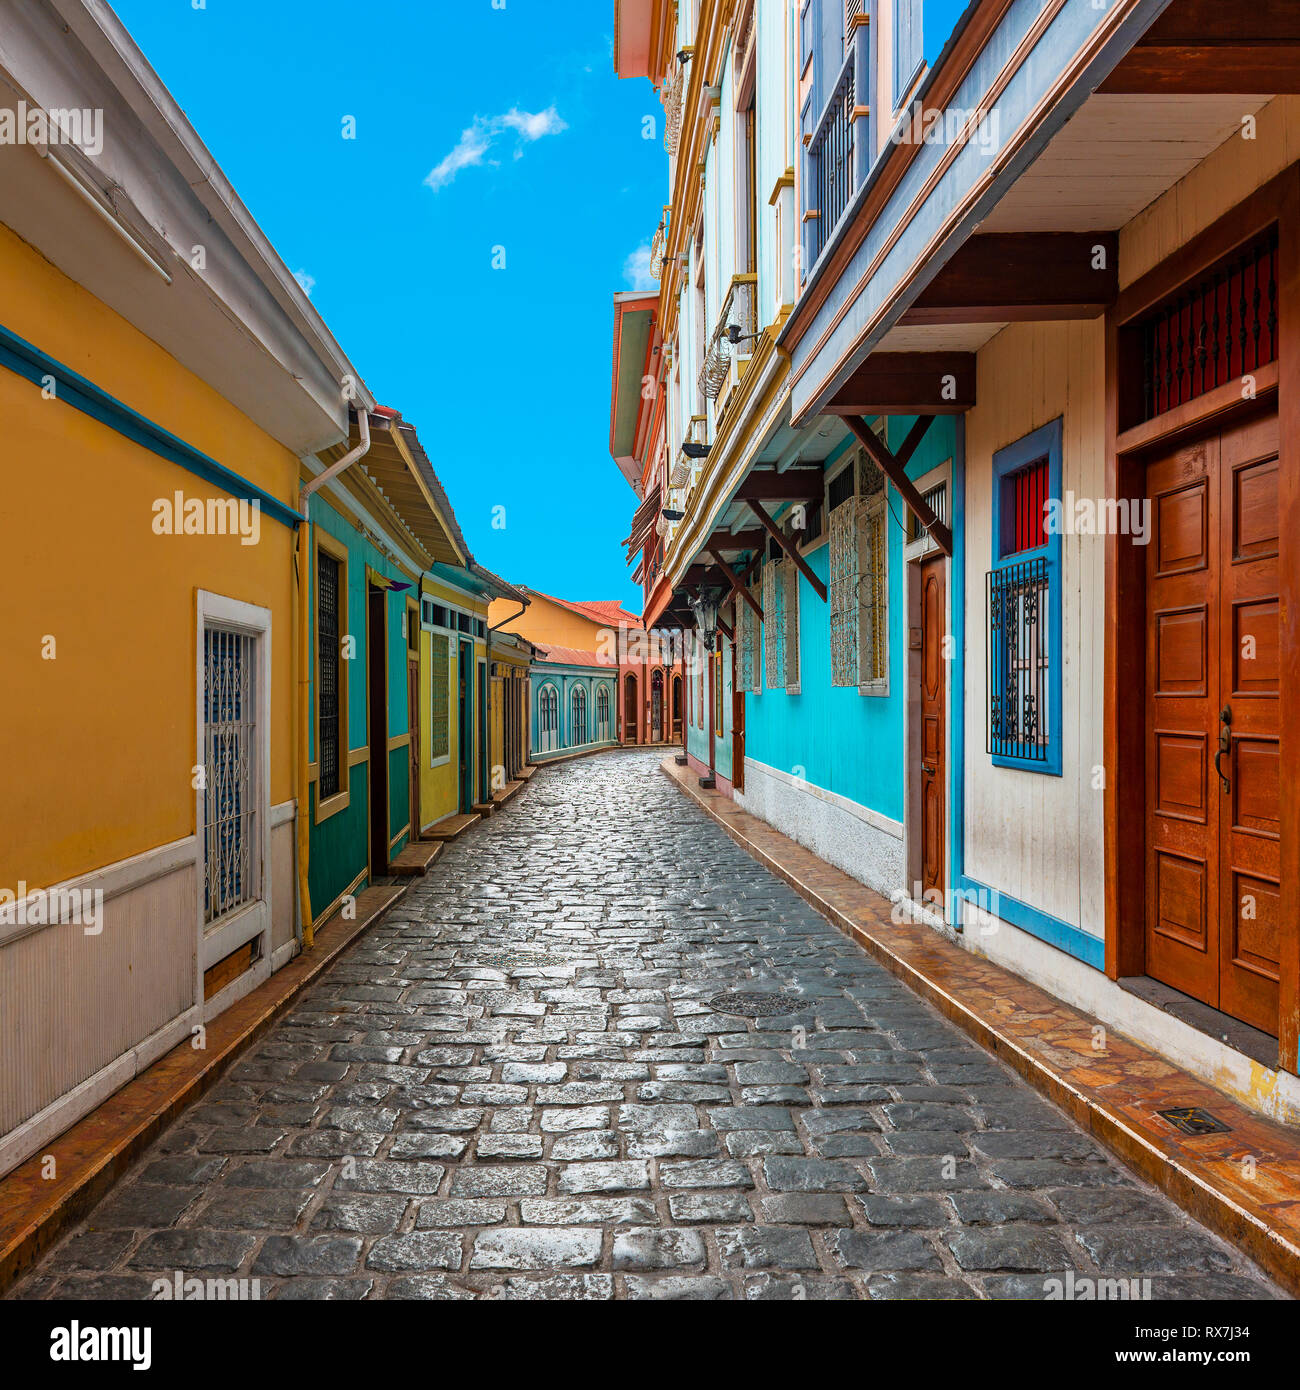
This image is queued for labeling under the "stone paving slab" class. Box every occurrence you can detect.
[6,752,1284,1301]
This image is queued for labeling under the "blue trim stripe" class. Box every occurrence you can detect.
[0,320,302,529]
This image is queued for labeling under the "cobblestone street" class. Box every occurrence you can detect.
[12,753,1282,1300]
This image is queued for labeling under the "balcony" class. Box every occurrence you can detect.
[663,55,684,156]
[696,274,758,404]
[649,218,666,280]
[669,415,706,489]
[806,59,856,268]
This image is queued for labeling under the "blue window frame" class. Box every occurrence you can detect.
[987,417,1062,776]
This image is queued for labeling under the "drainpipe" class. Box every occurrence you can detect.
[295,408,371,948]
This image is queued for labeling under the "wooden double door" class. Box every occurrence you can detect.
[1144,410,1281,1035]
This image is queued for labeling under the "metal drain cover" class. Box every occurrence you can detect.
[709,992,795,1017]
[1158,1106,1232,1136]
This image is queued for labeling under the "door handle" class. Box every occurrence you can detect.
[921,762,936,775]
[1215,704,1232,794]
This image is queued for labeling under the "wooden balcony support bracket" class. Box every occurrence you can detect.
[709,547,764,622]
[717,615,734,643]
[845,415,953,556]
[745,499,829,602]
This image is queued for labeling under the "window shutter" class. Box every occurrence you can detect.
[430,634,450,758]
[784,561,800,690]
[763,560,784,689]
[858,498,888,685]
[829,497,860,686]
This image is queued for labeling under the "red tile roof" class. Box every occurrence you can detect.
[528,590,644,629]
[534,643,619,668]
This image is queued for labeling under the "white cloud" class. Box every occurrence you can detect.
[293,269,316,297]
[623,242,656,291]
[425,106,567,191]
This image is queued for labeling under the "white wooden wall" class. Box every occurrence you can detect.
[962,318,1106,940]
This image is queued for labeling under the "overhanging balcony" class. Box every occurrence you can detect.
[696,274,758,405]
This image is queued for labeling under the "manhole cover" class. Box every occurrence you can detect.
[1157,1106,1232,1136]
[708,992,795,1017]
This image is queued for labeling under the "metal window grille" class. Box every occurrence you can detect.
[430,634,450,759]
[808,61,855,264]
[783,559,801,688]
[1140,227,1279,422]
[596,686,611,739]
[858,498,887,684]
[829,497,859,686]
[911,481,948,542]
[763,559,784,689]
[987,556,1051,763]
[738,591,760,692]
[317,553,341,800]
[203,626,257,924]
[571,686,588,745]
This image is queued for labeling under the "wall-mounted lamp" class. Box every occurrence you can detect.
[688,587,720,646]
[662,508,685,522]
[682,441,711,459]
[725,324,762,346]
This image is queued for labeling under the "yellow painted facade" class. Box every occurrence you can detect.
[488,593,605,652]
[418,575,489,828]
[0,220,298,892]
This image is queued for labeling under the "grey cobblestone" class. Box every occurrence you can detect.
[7,752,1279,1302]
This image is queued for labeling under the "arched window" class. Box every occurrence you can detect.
[571,685,588,746]
[538,684,559,753]
[596,684,611,740]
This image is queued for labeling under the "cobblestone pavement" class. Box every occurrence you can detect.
[12,752,1282,1300]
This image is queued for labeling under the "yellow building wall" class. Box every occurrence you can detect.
[418,576,489,827]
[0,222,299,892]
[489,594,605,652]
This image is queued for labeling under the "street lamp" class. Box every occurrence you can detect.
[689,587,720,646]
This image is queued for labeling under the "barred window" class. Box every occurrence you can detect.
[763,559,784,689]
[829,454,888,693]
[988,418,1062,774]
[430,633,450,761]
[783,559,800,691]
[738,589,760,693]
[317,550,342,799]
[596,684,611,739]
[571,685,588,745]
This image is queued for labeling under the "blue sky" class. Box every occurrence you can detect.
[112,0,663,610]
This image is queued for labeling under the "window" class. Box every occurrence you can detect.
[763,558,784,689]
[422,599,449,628]
[538,684,559,753]
[829,449,889,692]
[596,684,612,740]
[738,588,761,693]
[316,549,342,800]
[783,560,801,691]
[429,633,450,762]
[203,625,258,922]
[987,418,1063,774]
[571,685,588,746]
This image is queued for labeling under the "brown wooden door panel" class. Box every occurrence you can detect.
[1145,439,1221,1007]
[1218,414,1281,1033]
[919,556,946,899]
[1144,413,1281,1036]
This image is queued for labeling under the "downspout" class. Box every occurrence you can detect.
[295,408,371,948]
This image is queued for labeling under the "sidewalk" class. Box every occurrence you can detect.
[661,757,1300,1297]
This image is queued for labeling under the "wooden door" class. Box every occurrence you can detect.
[1144,412,1280,1034]
[366,584,389,874]
[457,640,473,813]
[919,555,946,899]
[731,637,745,793]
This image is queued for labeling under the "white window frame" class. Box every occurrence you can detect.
[195,589,273,1018]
